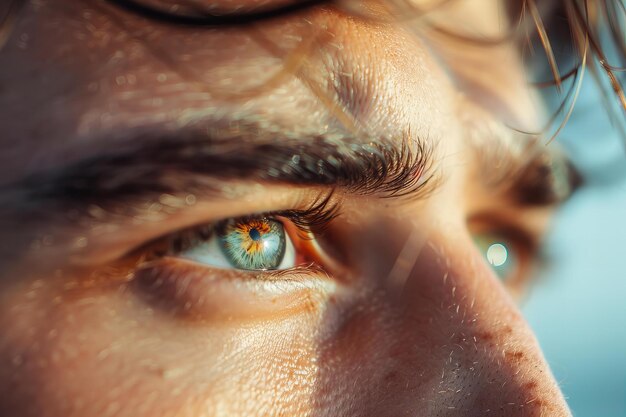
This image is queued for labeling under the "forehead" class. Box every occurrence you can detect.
[0,0,531,185]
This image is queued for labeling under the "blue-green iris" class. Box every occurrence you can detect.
[218,218,286,270]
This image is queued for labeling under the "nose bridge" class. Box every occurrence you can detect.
[390,232,572,416]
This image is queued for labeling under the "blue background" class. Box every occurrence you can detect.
[522,76,626,417]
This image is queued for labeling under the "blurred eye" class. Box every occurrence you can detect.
[473,233,519,283]
[174,217,296,271]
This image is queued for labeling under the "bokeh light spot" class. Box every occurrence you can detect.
[487,243,508,267]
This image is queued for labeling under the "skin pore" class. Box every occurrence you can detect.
[0,0,583,416]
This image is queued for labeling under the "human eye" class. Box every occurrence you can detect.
[120,194,342,318]
[139,195,340,276]
[174,216,296,271]
[472,226,536,297]
[150,215,310,273]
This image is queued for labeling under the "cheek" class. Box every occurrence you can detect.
[0,233,566,417]
[0,275,324,417]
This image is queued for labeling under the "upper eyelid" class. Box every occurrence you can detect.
[148,195,340,260]
[140,212,326,276]
[27,187,338,268]
[271,191,340,235]
[154,194,339,248]
[469,214,540,251]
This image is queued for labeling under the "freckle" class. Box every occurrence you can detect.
[384,370,397,382]
[505,351,525,361]
[476,331,494,341]
[524,381,538,390]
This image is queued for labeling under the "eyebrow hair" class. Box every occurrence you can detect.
[4,128,438,213]
[474,133,582,207]
[510,149,583,206]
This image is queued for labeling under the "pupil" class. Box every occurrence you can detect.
[249,228,261,241]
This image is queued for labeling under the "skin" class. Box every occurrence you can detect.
[0,0,574,416]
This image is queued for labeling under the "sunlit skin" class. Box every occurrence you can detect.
[0,0,576,416]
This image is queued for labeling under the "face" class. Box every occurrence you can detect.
[0,0,579,416]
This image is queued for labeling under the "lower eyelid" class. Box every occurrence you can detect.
[131,258,336,321]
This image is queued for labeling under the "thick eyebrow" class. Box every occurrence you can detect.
[475,132,582,207]
[3,128,438,213]
[509,149,583,206]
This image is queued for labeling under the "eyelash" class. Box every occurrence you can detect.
[270,192,340,236]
